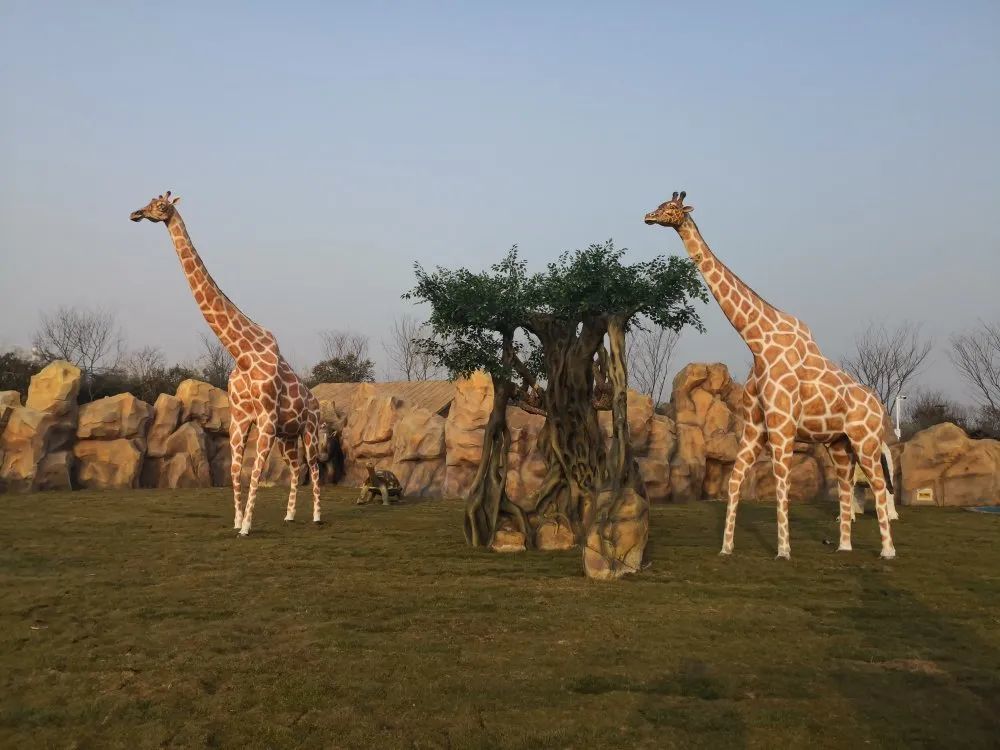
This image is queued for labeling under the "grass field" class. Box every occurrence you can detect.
[1,488,998,749]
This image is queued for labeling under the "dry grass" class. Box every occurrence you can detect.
[1,487,998,749]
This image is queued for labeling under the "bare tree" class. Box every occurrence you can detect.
[841,321,932,407]
[383,315,442,381]
[319,330,370,362]
[950,320,1000,416]
[33,305,125,398]
[123,346,166,383]
[626,323,680,406]
[198,333,235,389]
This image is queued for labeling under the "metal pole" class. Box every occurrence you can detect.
[894,394,904,440]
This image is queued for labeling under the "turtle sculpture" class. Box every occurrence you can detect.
[357,462,403,506]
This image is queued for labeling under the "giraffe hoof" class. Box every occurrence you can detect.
[837,544,852,552]
[775,552,790,561]
[880,550,896,560]
[718,548,732,556]
[237,530,249,538]
[284,517,295,523]
[313,519,324,526]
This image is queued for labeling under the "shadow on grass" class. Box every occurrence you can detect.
[833,567,1000,747]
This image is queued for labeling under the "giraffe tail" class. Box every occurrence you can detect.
[880,443,899,521]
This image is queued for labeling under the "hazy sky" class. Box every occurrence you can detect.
[2,2,998,404]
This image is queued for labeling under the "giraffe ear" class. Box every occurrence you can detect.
[170,195,181,205]
[683,205,694,213]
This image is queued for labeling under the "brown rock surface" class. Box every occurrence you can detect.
[392,407,446,495]
[0,407,56,491]
[583,487,649,580]
[25,360,81,450]
[176,379,230,433]
[74,438,144,489]
[900,423,1000,506]
[142,422,212,489]
[147,394,182,458]
[35,450,73,491]
[536,518,575,550]
[443,372,492,497]
[77,393,154,440]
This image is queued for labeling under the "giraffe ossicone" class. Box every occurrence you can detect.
[645,191,897,560]
[131,191,324,536]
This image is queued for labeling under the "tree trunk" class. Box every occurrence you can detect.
[583,316,650,580]
[464,336,520,548]
[526,316,608,540]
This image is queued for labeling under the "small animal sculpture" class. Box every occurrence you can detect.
[357,462,403,506]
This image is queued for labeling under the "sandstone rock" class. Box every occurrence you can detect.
[390,407,447,496]
[74,438,144,490]
[900,423,1000,506]
[147,394,182,458]
[743,453,823,503]
[490,525,526,553]
[342,389,405,484]
[505,406,546,505]
[0,391,20,435]
[583,486,649,580]
[141,422,212,489]
[26,360,81,451]
[35,450,73,491]
[175,379,230,433]
[536,518,575,550]
[637,456,671,503]
[208,434,232,487]
[670,424,706,503]
[444,373,492,496]
[77,393,154,440]
[0,407,56,492]
[393,408,446,462]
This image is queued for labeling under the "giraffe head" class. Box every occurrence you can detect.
[644,191,693,228]
[130,191,180,223]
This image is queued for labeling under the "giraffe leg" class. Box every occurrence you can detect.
[301,421,322,524]
[229,412,251,530]
[853,434,896,559]
[720,405,766,555]
[277,436,301,522]
[767,430,795,560]
[240,415,277,537]
[828,441,854,551]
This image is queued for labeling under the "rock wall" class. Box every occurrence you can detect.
[2,360,997,506]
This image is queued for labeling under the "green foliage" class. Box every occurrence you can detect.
[406,247,541,381]
[533,239,707,331]
[310,354,375,385]
[0,351,34,399]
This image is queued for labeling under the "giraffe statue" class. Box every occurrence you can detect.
[131,192,323,536]
[644,191,898,559]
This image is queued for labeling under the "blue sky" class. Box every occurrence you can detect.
[1,1,998,401]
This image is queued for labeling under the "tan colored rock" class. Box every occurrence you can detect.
[147,394,182,458]
[0,391,20,436]
[74,438,144,490]
[35,450,73,491]
[392,459,446,497]
[583,486,649,580]
[637,456,671,503]
[0,407,56,492]
[743,453,823,503]
[77,393,154,440]
[444,372,492,496]
[670,424,706,503]
[26,360,81,451]
[389,407,446,496]
[490,525,526,553]
[536,518,575,550]
[900,423,1000,506]
[505,406,546,505]
[207,434,232,487]
[341,389,404,484]
[393,408,446,462]
[141,422,212,489]
[175,379,230,433]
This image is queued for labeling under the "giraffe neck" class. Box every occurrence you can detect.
[166,211,261,360]
[675,217,777,348]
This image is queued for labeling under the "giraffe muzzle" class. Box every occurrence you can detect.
[130,210,145,222]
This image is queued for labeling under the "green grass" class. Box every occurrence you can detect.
[1,488,998,749]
